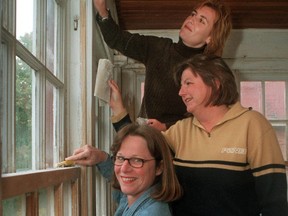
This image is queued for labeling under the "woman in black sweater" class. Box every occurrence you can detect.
[94,0,232,130]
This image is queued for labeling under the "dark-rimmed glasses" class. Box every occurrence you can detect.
[113,156,155,168]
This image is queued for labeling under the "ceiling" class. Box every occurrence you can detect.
[114,0,288,30]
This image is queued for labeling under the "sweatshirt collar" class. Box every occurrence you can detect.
[192,102,251,128]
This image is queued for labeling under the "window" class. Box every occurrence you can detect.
[1,0,65,172]
[1,0,80,215]
[239,73,288,162]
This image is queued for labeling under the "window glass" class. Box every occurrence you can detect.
[39,188,54,215]
[16,56,33,171]
[273,125,287,161]
[16,0,34,53]
[240,81,262,113]
[240,80,288,161]
[265,81,286,120]
[2,195,26,215]
[1,0,76,214]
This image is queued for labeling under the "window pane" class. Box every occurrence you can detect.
[273,125,288,161]
[16,0,34,53]
[46,0,55,74]
[46,81,54,168]
[265,81,286,120]
[2,195,26,215]
[240,81,263,113]
[16,57,32,171]
[241,80,288,163]
[39,188,54,215]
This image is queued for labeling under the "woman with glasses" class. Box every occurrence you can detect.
[66,123,182,215]
[107,54,288,216]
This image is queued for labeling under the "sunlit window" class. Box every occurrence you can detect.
[16,57,33,171]
[2,195,26,215]
[0,0,80,214]
[240,81,287,161]
[39,188,54,215]
[16,0,34,53]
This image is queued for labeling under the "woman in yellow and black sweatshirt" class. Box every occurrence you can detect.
[109,54,288,216]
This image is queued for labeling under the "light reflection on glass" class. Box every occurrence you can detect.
[16,0,34,53]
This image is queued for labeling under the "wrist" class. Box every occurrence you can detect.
[111,109,128,123]
[98,8,109,21]
[101,151,109,162]
[162,123,167,131]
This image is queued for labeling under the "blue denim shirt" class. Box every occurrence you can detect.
[96,156,172,216]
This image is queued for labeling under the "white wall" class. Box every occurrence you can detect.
[130,28,288,69]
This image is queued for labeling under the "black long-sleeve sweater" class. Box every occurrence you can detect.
[96,12,205,128]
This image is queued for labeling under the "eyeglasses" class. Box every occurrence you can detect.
[113,156,155,168]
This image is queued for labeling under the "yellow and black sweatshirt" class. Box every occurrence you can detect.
[112,102,287,215]
[163,102,287,216]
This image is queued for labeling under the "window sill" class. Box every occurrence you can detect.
[2,167,81,199]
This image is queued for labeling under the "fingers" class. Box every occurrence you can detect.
[147,119,167,131]
[65,152,86,161]
[65,145,108,166]
[109,79,120,92]
[65,154,91,166]
[147,119,157,125]
[65,145,90,162]
[72,147,85,156]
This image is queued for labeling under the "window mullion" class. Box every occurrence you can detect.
[26,192,39,215]
[32,68,46,170]
[34,0,46,64]
[51,1,66,165]
[262,81,266,115]
[1,36,17,173]
[31,0,47,170]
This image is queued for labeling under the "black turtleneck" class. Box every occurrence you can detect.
[96,12,205,128]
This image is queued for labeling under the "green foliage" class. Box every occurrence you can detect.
[2,196,24,215]
[19,32,32,51]
[15,32,33,170]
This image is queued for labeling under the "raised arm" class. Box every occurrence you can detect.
[109,79,168,131]
[93,0,108,18]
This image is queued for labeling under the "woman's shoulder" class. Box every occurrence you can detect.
[137,200,172,216]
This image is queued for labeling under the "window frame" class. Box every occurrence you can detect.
[238,69,288,163]
[1,0,80,215]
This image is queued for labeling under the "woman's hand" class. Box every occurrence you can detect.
[93,0,108,18]
[147,119,167,131]
[109,80,126,116]
[65,145,108,166]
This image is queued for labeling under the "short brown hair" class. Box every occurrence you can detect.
[111,123,182,202]
[174,54,239,106]
[195,0,232,56]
